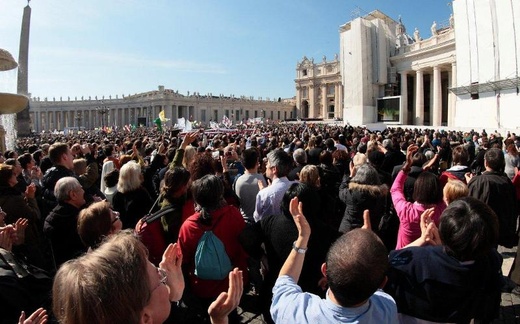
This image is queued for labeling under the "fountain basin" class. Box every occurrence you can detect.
[0,93,29,114]
[0,48,18,72]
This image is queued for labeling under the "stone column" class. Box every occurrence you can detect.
[415,70,424,125]
[448,62,457,127]
[309,85,316,118]
[338,83,343,118]
[120,107,125,125]
[432,66,442,126]
[400,72,408,124]
[321,84,327,118]
[334,83,341,117]
[295,86,301,117]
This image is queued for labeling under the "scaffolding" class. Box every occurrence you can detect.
[449,77,520,95]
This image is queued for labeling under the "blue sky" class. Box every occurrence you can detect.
[1,0,452,100]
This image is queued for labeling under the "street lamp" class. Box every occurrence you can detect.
[96,104,109,128]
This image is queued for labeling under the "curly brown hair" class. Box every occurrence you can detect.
[189,153,217,181]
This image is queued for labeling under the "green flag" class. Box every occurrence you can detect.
[154,117,162,132]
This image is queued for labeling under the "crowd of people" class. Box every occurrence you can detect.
[1,122,519,323]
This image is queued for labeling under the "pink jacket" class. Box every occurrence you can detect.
[391,170,446,249]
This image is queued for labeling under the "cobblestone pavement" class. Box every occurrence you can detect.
[237,246,520,324]
[495,246,520,323]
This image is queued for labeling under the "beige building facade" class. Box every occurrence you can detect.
[29,86,295,132]
[295,56,342,119]
[339,10,456,127]
[298,0,520,130]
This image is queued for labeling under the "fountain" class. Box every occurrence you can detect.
[0,48,29,152]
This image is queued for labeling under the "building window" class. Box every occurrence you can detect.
[328,105,335,118]
[201,110,206,122]
[327,85,335,96]
[225,109,229,118]
[302,69,307,76]
[254,110,258,118]
[302,87,308,99]
[277,111,280,120]
[235,110,240,121]
[270,111,273,120]
[245,110,250,119]
[213,110,218,122]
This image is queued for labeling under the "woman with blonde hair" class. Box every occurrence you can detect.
[112,161,153,229]
[299,165,320,189]
[182,145,197,169]
[443,179,469,205]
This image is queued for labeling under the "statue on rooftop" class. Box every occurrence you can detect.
[431,21,438,36]
[414,28,421,42]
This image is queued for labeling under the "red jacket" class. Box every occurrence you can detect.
[178,204,248,299]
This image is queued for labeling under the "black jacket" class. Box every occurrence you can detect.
[112,187,153,229]
[385,246,502,323]
[41,165,76,210]
[339,180,388,234]
[43,202,86,267]
[468,171,518,247]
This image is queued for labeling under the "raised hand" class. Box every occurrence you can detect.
[361,209,372,231]
[220,156,229,173]
[159,243,184,302]
[403,144,418,173]
[257,179,270,190]
[19,308,48,324]
[25,183,36,199]
[419,208,441,245]
[181,132,199,149]
[13,218,28,245]
[208,268,243,324]
[0,226,14,251]
[289,197,310,239]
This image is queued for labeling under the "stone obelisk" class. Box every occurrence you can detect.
[16,2,32,136]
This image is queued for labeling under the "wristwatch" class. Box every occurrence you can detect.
[292,241,307,254]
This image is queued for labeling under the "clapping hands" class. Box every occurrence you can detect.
[208,268,243,324]
[159,243,184,302]
[419,208,442,246]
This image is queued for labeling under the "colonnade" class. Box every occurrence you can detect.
[399,62,456,127]
[29,98,294,132]
[296,81,343,119]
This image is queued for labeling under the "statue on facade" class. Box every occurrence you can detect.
[414,28,421,42]
[431,21,438,36]
[395,16,404,37]
[449,14,454,29]
[334,53,338,61]
[322,55,326,62]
